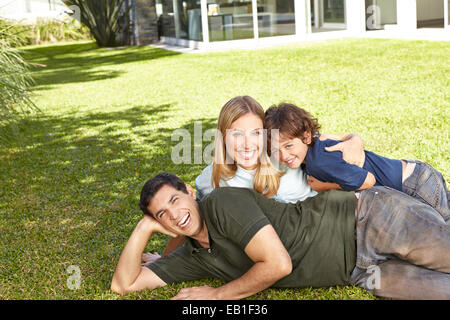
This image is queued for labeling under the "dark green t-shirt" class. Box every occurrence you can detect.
[147,187,356,288]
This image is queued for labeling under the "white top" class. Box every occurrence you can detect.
[195,163,317,203]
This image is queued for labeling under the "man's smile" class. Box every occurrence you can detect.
[177,212,191,230]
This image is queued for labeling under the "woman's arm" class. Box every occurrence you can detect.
[307,172,376,192]
[319,133,365,168]
[307,176,341,192]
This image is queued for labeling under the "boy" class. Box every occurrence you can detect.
[264,103,449,224]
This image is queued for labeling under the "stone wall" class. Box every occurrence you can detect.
[159,0,175,38]
[133,0,158,45]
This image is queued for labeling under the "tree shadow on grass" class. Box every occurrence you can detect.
[23,42,182,90]
[0,104,217,298]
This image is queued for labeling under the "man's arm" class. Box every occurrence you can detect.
[320,133,365,167]
[111,216,175,295]
[171,224,292,300]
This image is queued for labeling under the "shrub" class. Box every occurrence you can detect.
[0,23,37,136]
[63,0,130,47]
[32,17,92,45]
[0,18,92,47]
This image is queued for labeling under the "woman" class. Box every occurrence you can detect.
[195,95,316,204]
[147,96,364,259]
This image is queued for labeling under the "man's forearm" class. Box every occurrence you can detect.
[173,260,291,300]
[111,219,152,291]
[214,226,292,300]
[214,260,290,300]
[171,225,292,300]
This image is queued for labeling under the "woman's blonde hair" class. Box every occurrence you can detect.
[212,96,283,197]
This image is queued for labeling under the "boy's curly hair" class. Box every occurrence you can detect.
[264,103,321,151]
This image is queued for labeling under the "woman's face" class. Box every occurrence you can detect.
[224,113,264,171]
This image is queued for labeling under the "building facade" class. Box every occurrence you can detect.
[153,0,449,48]
[2,0,447,46]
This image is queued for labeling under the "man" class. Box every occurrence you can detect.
[111,173,450,299]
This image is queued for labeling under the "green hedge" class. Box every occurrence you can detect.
[0,23,36,136]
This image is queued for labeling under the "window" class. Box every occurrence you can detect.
[207,1,254,41]
[257,0,295,38]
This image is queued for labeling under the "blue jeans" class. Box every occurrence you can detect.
[402,159,449,224]
[350,186,450,299]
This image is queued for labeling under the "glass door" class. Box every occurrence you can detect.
[310,0,346,32]
[447,0,450,28]
[207,0,254,41]
[256,0,296,38]
[323,0,345,25]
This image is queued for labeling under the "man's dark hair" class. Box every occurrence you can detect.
[139,172,188,217]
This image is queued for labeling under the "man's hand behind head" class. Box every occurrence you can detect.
[138,215,178,238]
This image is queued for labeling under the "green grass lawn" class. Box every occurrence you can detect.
[0,38,448,300]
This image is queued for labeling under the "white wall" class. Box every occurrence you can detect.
[397,0,417,30]
[346,0,366,33]
[416,0,444,21]
[0,0,67,20]
[446,0,450,27]
[0,0,24,17]
[295,0,308,35]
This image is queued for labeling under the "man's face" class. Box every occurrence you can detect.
[147,184,203,238]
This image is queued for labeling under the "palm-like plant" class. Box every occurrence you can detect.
[0,24,36,129]
[63,0,130,47]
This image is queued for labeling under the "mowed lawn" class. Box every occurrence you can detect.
[0,38,448,300]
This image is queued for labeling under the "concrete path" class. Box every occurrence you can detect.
[150,28,450,54]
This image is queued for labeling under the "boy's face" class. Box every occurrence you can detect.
[148,184,204,238]
[271,132,311,169]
